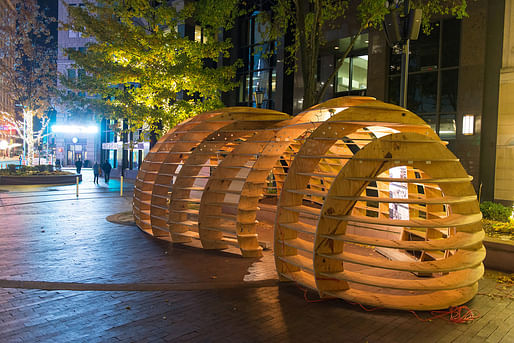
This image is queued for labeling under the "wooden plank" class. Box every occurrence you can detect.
[296,172,338,178]
[279,270,317,290]
[277,238,314,253]
[324,284,478,311]
[317,247,486,273]
[283,205,322,217]
[341,175,473,183]
[286,189,328,198]
[279,222,317,235]
[323,212,482,229]
[278,254,314,272]
[320,264,483,291]
[328,194,476,204]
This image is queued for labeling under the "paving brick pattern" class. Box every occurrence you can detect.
[0,170,512,342]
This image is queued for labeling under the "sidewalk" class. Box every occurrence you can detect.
[0,170,512,342]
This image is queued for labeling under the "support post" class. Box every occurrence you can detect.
[76,176,79,197]
[399,0,410,108]
[120,176,123,197]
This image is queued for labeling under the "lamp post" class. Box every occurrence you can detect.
[383,0,422,108]
[254,88,264,109]
[72,136,78,165]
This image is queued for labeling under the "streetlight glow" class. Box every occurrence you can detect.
[52,125,99,134]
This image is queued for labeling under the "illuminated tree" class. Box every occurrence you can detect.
[0,0,56,165]
[60,0,241,135]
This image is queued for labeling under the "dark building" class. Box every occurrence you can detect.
[221,0,514,205]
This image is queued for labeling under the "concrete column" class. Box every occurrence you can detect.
[495,0,514,202]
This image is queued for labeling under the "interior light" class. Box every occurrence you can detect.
[462,114,474,135]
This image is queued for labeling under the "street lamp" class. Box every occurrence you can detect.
[254,88,264,108]
[72,137,78,164]
[383,0,422,108]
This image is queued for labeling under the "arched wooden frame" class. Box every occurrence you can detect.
[166,110,290,245]
[133,119,195,234]
[274,99,484,311]
[308,132,484,310]
[275,133,485,310]
[133,107,288,240]
[134,97,484,310]
[274,100,442,275]
[197,97,380,257]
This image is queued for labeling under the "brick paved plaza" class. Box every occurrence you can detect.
[0,170,512,342]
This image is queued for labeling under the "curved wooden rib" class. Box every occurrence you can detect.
[326,284,478,311]
[320,264,484,291]
[316,247,485,273]
[320,230,484,251]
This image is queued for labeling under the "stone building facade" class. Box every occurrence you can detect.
[55,0,100,167]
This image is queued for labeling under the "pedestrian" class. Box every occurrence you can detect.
[93,161,101,184]
[75,158,83,174]
[102,160,112,183]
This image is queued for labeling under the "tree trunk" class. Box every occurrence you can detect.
[296,0,322,110]
[24,109,34,166]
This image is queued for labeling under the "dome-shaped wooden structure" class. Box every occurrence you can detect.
[133,97,484,310]
[133,107,290,242]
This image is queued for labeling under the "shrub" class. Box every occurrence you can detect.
[493,221,514,235]
[480,201,512,222]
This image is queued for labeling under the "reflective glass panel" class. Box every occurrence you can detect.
[439,114,456,139]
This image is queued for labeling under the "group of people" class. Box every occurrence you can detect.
[93,161,112,184]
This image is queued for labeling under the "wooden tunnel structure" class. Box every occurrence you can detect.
[133,97,484,311]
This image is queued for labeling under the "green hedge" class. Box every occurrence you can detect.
[480,201,512,222]
[0,164,65,176]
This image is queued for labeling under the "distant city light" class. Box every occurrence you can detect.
[52,125,99,134]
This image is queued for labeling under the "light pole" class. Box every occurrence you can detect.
[383,0,422,108]
[254,88,264,108]
[72,136,78,165]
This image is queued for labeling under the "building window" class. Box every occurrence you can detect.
[77,69,85,80]
[388,19,460,140]
[237,13,276,108]
[336,55,368,93]
[67,69,76,79]
[334,33,369,96]
[194,25,208,43]
[68,30,81,38]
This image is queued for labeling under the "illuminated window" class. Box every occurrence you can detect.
[237,13,276,108]
[336,55,368,93]
[334,33,369,96]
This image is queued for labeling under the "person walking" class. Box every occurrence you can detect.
[93,161,101,184]
[75,158,83,174]
[102,160,112,183]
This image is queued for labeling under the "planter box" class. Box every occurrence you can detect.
[0,174,82,185]
[483,237,514,273]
